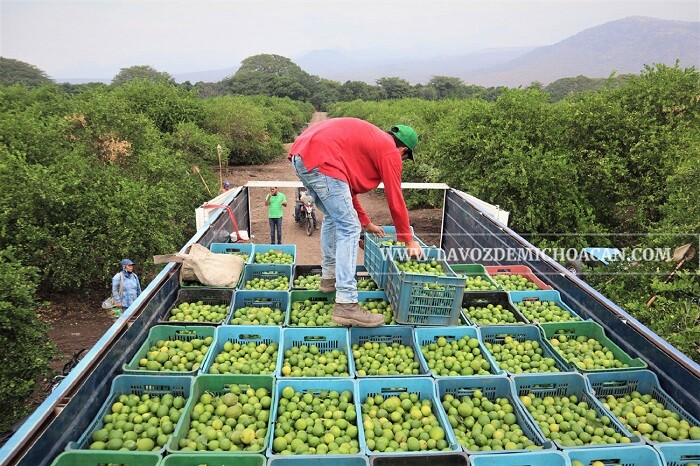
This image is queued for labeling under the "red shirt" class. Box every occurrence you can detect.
[288,117,412,243]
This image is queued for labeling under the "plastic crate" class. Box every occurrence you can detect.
[49,451,162,466]
[356,377,461,457]
[225,290,289,326]
[199,325,282,376]
[66,375,193,453]
[385,249,465,326]
[414,326,502,378]
[512,372,641,449]
[363,225,419,289]
[485,265,553,291]
[509,290,584,324]
[287,290,336,327]
[161,453,266,465]
[279,327,354,377]
[267,378,360,458]
[357,290,397,325]
[586,369,700,444]
[478,325,569,375]
[539,321,647,373]
[656,443,700,466]
[160,288,234,325]
[349,326,427,377]
[123,325,216,376]
[470,450,569,466]
[436,376,553,454]
[461,291,528,326]
[292,264,323,290]
[253,244,296,265]
[565,445,664,466]
[270,456,370,466]
[210,242,255,264]
[369,452,469,466]
[167,374,274,455]
[450,264,501,292]
[241,264,293,291]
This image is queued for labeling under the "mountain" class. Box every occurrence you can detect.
[467,16,700,87]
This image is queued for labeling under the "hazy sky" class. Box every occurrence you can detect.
[1,0,698,78]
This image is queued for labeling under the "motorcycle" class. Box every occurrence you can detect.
[297,201,316,236]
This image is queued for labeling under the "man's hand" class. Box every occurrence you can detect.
[363,223,385,237]
[406,240,423,259]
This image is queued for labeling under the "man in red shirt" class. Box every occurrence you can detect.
[289,117,423,327]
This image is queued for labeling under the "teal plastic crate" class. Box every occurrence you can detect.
[253,244,296,265]
[385,249,465,326]
[161,452,266,465]
[200,325,282,376]
[656,443,700,466]
[241,264,293,291]
[461,291,528,325]
[66,375,193,453]
[450,263,501,292]
[586,370,700,445]
[565,444,664,466]
[49,451,162,466]
[413,326,502,378]
[210,242,255,264]
[270,456,370,466]
[539,321,647,373]
[167,374,274,455]
[363,225,419,289]
[485,265,553,291]
[123,325,216,376]
[478,324,569,375]
[512,372,641,449]
[287,290,336,327]
[225,289,289,326]
[356,377,461,457]
[509,290,584,324]
[267,378,360,458]
[349,326,427,377]
[369,452,469,465]
[279,327,354,377]
[160,288,234,325]
[470,450,569,466]
[436,376,553,455]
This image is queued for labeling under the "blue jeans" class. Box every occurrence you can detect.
[269,218,282,244]
[292,155,360,303]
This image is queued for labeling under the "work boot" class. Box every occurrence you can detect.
[319,277,336,293]
[332,303,384,327]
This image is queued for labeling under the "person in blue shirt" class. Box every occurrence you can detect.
[111,259,142,316]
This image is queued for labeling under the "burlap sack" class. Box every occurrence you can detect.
[153,243,244,287]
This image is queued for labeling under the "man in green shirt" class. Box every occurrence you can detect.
[265,187,287,244]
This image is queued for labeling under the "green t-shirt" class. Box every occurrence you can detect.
[267,192,286,218]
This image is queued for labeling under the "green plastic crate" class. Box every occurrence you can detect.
[225,290,289,326]
[160,452,266,465]
[287,290,336,327]
[450,263,500,292]
[50,451,161,466]
[539,321,647,373]
[199,325,282,376]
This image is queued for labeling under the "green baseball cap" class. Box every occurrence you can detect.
[390,125,418,160]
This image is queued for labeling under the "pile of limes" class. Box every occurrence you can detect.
[168,301,229,323]
[254,250,294,264]
[229,252,250,262]
[463,275,499,291]
[243,275,289,291]
[549,332,630,370]
[138,336,212,373]
[377,239,405,247]
[359,299,395,324]
[352,340,421,376]
[90,393,187,451]
[293,274,320,289]
[514,299,581,323]
[396,260,445,275]
[357,276,379,290]
[463,303,522,325]
[228,305,285,326]
[272,386,360,455]
[420,335,493,376]
[289,299,335,326]
[208,340,279,375]
[484,336,560,374]
[280,344,349,377]
[442,389,540,451]
[491,274,540,291]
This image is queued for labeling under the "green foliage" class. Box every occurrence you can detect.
[0,247,55,433]
[0,57,53,87]
[111,65,175,86]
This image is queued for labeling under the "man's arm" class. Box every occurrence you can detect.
[281,193,288,207]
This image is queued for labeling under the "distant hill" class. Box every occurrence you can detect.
[467,16,700,86]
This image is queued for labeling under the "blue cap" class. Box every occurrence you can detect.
[223,181,231,188]
[121,259,134,266]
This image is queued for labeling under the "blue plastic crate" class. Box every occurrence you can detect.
[470,450,569,466]
[461,291,528,325]
[287,290,337,327]
[656,443,700,466]
[241,264,293,291]
[226,290,289,326]
[66,375,193,453]
[200,325,282,376]
[122,325,216,376]
[160,288,235,325]
[267,378,360,458]
[512,372,641,449]
[356,377,461,457]
[269,456,370,466]
[586,370,700,445]
[50,451,162,466]
[385,249,465,326]
[509,290,584,324]
[161,453,266,465]
[253,244,297,265]
[436,376,553,455]
[279,327,354,377]
[167,374,274,455]
[478,325,569,375]
[349,326,427,377]
[363,225,419,289]
[210,242,255,264]
[565,445,664,466]
[413,326,502,378]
